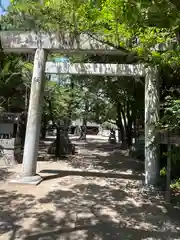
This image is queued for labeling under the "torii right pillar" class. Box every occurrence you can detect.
[145,66,160,186]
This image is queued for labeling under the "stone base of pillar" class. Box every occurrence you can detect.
[9,174,42,185]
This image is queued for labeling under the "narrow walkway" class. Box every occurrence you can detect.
[0,136,179,239]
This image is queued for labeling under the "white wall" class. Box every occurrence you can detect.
[98,129,119,138]
[0,123,13,134]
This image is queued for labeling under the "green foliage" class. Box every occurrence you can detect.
[158,97,180,131]
[78,79,116,124]
[101,121,116,130]
[0,54,31,112]
[44,79,79,123]
[3,0,180,66]
[169,146,180,165]
[3,0,180,137]
[170,178,180,191]
[160,167,166,177]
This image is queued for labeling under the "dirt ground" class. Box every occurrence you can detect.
[0,136,180,240]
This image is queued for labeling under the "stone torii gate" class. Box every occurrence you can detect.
[1,31,159,186]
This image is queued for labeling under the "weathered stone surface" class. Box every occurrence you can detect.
[45,62,145,77]
[1,31,126,54]
[3,149,21,165]
[9,175,42,185]
[0,138,21,149]
[48,133,75,156]
[1,153,20,166]
[160,131,180,145]
[0,138,22,166]
[145,67,160,186]
[22,48,47,177]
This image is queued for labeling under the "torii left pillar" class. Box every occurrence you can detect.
[10,48,47,185]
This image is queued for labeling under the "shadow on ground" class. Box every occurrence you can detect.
[70,139,144,176]
[40,169,143,181]
[0,138,180,239]
[0,169,13,181]
[0,182,180,240]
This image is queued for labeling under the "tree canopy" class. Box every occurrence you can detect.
[1,0,180,190]
[1,0,179,66]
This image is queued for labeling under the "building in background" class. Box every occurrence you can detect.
[49,57,70,84]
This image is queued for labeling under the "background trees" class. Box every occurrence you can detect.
[1,0,180,192]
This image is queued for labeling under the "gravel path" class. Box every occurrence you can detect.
[0,136,179,239]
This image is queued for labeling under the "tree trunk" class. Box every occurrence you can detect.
[133,117,137,144]
[25,86,29,113]
[55,126,60,157]
[41,114,47,139]
[131,83,137,144]
[80,117,87,140]
[166,144,172,202]
[121,107,128,148]
[80,99,88,140]
[17,118,26,148]
[116,102,124,143]
[54,125,75,157]
[0,29,4,70]
[126,102,133,147]
[47,99,75,157]
[67,77,74,126]
[127,118,133,146]
[117,126,122,143]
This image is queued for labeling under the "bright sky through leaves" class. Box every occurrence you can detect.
[0,0,10,15]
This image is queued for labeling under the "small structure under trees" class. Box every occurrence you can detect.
[48,119,75,156]
[1,31,160,186]
[0,112,22,165]
[160,130,180,201]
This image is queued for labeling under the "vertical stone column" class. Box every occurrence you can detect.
[11,49,47,184]
[145,66,160,186]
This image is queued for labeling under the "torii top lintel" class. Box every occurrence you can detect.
[0,31,126,55]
